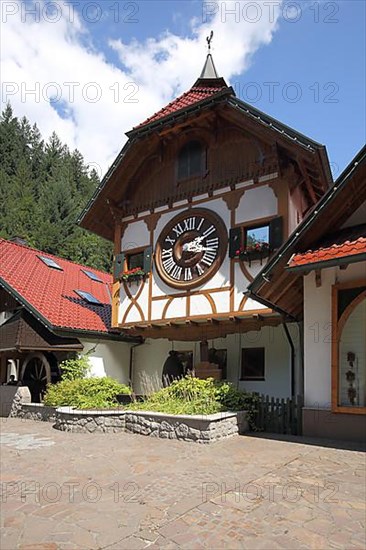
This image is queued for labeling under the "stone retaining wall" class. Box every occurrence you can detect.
[54,408,248,442]
[54,407,126,433]
[125,411,244,443]
[16,403,57,423]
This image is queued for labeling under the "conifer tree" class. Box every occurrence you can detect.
[0,104,112,272]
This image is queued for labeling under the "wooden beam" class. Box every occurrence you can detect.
[298,158,318,205]
[315,269,322,288]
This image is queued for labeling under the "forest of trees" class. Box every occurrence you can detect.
[0,104,112,272]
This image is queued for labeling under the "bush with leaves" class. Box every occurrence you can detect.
[44,377,131,409]
[128,376,260,427]
[59,356,90,381]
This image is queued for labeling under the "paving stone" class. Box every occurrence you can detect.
[0,418,364,550]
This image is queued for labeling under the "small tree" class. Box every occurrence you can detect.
[60,355,90,381]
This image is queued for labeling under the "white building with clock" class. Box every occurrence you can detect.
[79,52,332,398]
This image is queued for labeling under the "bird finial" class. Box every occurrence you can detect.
[206,30,213,53]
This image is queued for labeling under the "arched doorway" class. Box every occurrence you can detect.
[339,296,366,408]
[21,352,51,403]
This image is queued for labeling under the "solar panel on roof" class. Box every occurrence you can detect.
[38,255,63,271]
[82,269,103,282]
[75,290,102,305]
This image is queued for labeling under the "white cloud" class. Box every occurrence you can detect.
[1,0,282,175]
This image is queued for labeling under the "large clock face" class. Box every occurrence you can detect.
[155,208,227,290]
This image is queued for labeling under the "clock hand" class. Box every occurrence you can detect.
[182,237,202,252]
[182,242,216,253]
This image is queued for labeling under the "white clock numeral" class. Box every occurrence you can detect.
[184,268,192,281]
[162,248,173,259]
[206,237,219,249]
[170,265,182,280]
[165,236,175,246]
[196,218,204,231]
[202,225,216,238]
[163,256,175,273]
[202,249,216,267]
[172,223,184,237]
[183,217,196,231]
[196,263,204,276]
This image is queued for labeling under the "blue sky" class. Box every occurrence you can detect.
[2,1,365,177]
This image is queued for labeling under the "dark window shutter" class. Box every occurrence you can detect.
[178,140,203,180]
[269,217,283,250]
[229,227,242,258]
[143,246,153,273]
[113,253,125,280]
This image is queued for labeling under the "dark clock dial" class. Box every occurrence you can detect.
[155,208,227,290]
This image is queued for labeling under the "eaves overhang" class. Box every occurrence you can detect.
[77,138,133,227]
[125,87,235,139]
[286,253,366,273]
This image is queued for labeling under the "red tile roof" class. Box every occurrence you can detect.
[136,85,226,128]
[289,236,366,269]
[0,239,114,334]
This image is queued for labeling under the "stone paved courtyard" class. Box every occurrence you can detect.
[0,418,365,550]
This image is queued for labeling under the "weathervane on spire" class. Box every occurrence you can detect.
[206,30,214,53]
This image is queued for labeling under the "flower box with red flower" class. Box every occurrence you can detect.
[235,241,270,263]
[119,267,147,284]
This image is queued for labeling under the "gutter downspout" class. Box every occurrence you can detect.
[129,340,144,391]
[282,321,296,398]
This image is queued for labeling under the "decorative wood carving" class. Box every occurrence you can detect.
[222,189,245,211]
[144,213,161,233]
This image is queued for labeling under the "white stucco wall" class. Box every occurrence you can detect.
[237,325,295,398]
[303,262,366,408]
[236,185,277,224]
[80,339,132,385]
[132,323,298,398]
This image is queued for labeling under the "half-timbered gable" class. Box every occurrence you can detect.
[79,52,332,396]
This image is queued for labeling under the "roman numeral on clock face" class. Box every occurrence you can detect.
[202,249,216,266]
[206,237,219,249]
[170,265,182,280]
[183,217,196,231]
[165,236,175,246]
[184,268,192,281]
[202,225,216,238]
[162,256,175,274]
[172,223,184,237]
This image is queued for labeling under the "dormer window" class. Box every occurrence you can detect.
[177,140,205,181]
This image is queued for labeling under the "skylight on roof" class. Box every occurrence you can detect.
[82,269,103,282]
[75,290,102,305]
[38,255,63,271]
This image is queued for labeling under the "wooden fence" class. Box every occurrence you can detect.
[255,394,303,435]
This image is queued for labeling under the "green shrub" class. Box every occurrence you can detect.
[44,377,131,409]
[60,356,90,381]
[127,376,260,425]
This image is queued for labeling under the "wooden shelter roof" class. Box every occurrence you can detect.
[0,310,83,353]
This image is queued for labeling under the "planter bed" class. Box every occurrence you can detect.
[53,407,248,442]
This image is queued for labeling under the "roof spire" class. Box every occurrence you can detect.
[193,31,228,88]
[198,30,219,80]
